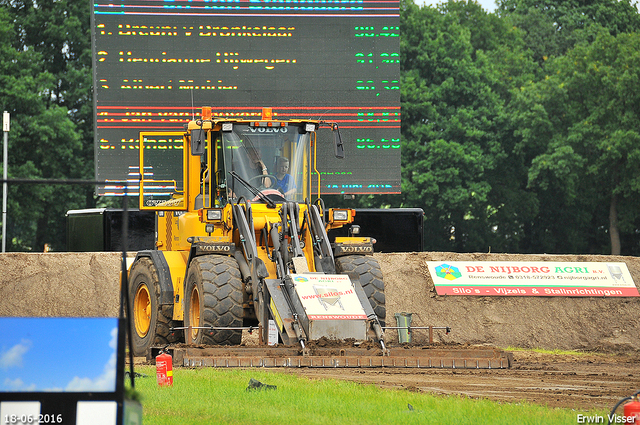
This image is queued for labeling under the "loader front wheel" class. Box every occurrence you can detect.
[184,255,244,345]
[129,257,178,357]
[335,255,386,327]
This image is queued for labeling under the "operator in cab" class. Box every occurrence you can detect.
[272,156,296,199]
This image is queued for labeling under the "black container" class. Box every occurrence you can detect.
[67,207,423,253]
[327,208,424,253]
[66,208,155,252]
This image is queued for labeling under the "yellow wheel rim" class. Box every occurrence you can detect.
[134,284,151,337]
[189,285,201,342]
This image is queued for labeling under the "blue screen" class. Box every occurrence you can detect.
[0,318,118,393]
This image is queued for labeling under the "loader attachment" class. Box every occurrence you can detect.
[305,201,336,274]
[175,346,514,369]
[261,200,382,348]
[264,273,387,345]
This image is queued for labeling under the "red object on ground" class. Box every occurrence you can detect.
[156,351,173,387]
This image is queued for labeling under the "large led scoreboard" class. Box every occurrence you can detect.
[91,0,400,196]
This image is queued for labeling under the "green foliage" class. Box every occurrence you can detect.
[133,366,595,425]
[0,0,95,251]
[497,0,640,72]
[400,0,538,252]
[497,0,640,37]
[394,0,640,254]
[2,0,640,254]
[511,29,640,253]
[504,346,599,356]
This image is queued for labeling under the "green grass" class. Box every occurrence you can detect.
[504,346,604,356]
[131,366,604,425]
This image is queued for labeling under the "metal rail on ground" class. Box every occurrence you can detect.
[151,345,513,370]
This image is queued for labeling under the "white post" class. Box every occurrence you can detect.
[2,111,9,253]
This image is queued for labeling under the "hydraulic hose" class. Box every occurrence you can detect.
[608,397,632,425]
[607,391,640,425]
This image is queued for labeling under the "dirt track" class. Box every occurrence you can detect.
[2,251,639,410]
[278,350,640,410]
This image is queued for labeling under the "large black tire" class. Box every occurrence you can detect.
[184,255,244,345]
[129,257,179,357]
[335,255,386,327]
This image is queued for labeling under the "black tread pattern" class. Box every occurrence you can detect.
[190,255,244,345]
[129,257,179,357]
[335,255,386,327]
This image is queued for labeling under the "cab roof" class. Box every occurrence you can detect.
[186,107,320,131]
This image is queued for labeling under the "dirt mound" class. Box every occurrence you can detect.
[1,251,638,353]
[0,252,122,317]
[379,252,640,353]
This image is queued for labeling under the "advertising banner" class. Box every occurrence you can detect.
[427,261,639,297]
[291,274,367,320]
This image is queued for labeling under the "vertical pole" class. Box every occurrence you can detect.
[260,286,270,346]
[120,181,135,389]
[2,111,9,253]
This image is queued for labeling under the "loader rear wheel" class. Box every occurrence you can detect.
[335,255,386,327]
[129,257,178,357]
[184,255,244,345]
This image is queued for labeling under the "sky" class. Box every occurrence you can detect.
[420,0,497,12]
[0,317,119,393]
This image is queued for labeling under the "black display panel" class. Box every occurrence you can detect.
[92,0,400,196]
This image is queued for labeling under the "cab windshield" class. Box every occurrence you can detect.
[221,124,310,203]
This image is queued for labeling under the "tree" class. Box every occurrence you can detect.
[497,0,640,65]
[399,0,537,252]
[512,29,640,254]
[0,1,94,251]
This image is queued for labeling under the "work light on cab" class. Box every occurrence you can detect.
[207,209,222,221]
[333,210,349,221]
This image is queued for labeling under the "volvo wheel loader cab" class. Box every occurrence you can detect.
[128,107,386,357]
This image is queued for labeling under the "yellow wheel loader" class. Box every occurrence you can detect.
[128,107,386,356]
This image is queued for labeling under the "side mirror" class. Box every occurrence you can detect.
[333,124,345,159]
[191,128,206,155]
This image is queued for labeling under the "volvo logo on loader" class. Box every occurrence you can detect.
[202,245,230,251]
[344,246,372,253]
[195,243,234,255]
[336,244,373,255]
[247,127,288,133]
